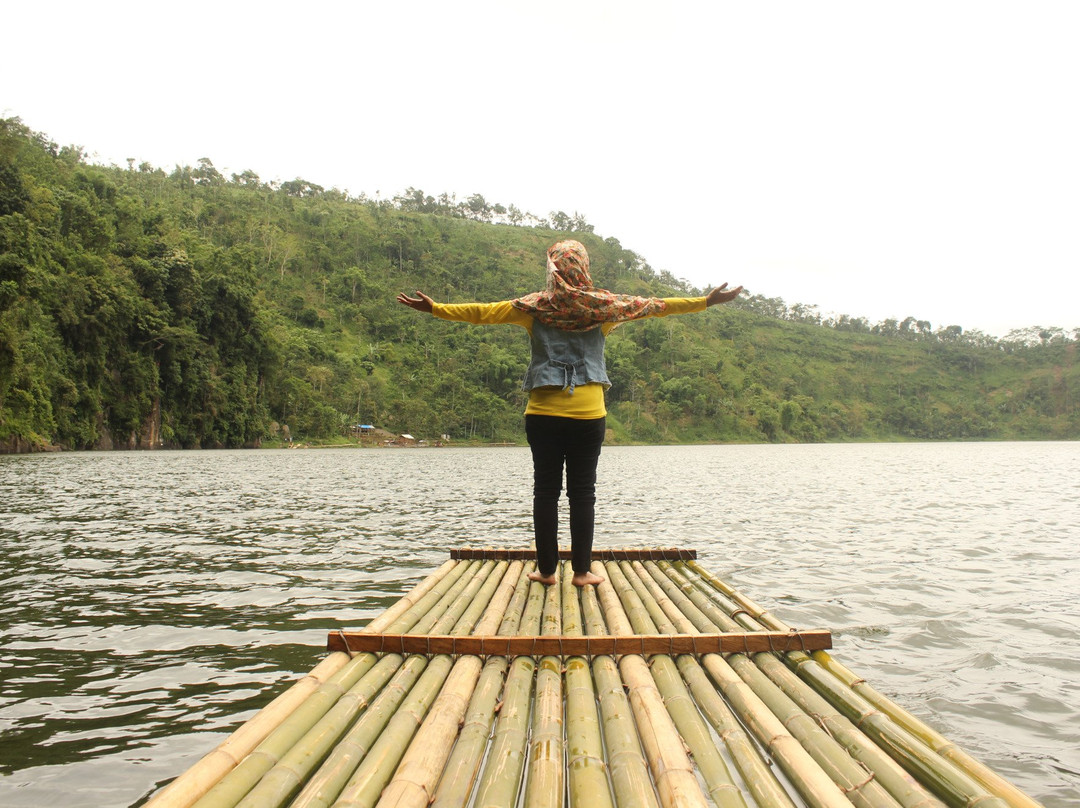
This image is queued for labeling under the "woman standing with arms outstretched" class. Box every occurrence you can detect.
[398,240,741,587]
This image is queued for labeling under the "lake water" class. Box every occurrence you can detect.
[1,442,1078,807]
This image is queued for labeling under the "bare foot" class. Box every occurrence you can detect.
[528,570,559,586]
[571,571,605,588]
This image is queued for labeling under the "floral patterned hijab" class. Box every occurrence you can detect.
[511,240,666,331]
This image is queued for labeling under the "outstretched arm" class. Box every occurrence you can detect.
[622,283,745,329]
[397,292,533,327]
[397,290,434,313]
[706,283,743,306]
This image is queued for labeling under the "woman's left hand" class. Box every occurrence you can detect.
[397,290,434,313]
[706,283,743,306]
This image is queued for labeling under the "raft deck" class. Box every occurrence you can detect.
[146,548,1042,808]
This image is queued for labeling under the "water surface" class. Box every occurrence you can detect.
[1,443,1078,806]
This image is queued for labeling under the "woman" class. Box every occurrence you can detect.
[398,240,742,587]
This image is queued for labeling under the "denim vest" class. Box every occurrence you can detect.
[521,319,611,394]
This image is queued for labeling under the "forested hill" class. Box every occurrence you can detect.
[1,118,1077,452]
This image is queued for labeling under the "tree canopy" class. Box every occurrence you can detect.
[1,117,1077,452]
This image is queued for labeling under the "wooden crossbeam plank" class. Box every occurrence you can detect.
[449,547,698,561]
[326,630,831,657]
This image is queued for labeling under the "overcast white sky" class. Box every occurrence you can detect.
[5,1,1078,336]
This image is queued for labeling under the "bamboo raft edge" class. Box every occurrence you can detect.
[144,547,1044,808]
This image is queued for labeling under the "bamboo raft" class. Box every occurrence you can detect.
[145,548,1042,808]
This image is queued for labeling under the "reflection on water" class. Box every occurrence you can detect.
[1,443,1078,806]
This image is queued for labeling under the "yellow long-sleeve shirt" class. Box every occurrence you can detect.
[431,297,708,419]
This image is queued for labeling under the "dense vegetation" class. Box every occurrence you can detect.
[1,117,1077,452]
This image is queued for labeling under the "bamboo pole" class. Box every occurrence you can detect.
[696,648,856,808]
[683,560,782,630]
[427,564,533,808]
[592,562,708,808]
[784,652,1013,808]
[616,561,851,808]
[188,559,482,808]
[729,650,905,808]
[645,560,940,808]
[634,558,886,808]
[656,561,745,632]
[328,655,455,808]
[809,653,1040,808]
[299,653,428,806]
[580,582,661,808]
[677,659,799,808]
[151,550,1041,808]
[374,560,525,808]
[646,561,909,808]
[469,565,548,808]
[362,559,460,631]
[291,560,507,808]
[629,562,797,808]
[143,560,458,808]
[606,561,747,808]
[656,559,947,808]
[683,561,1026,808]
[561,566,616,808]
[752,649,946,808]
[235,560,506,808]
[524,567,565,808]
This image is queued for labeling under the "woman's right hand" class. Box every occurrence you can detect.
[397,290,434,313]
[706,283,743,306]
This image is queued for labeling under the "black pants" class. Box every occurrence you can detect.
[524,415,606,576]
